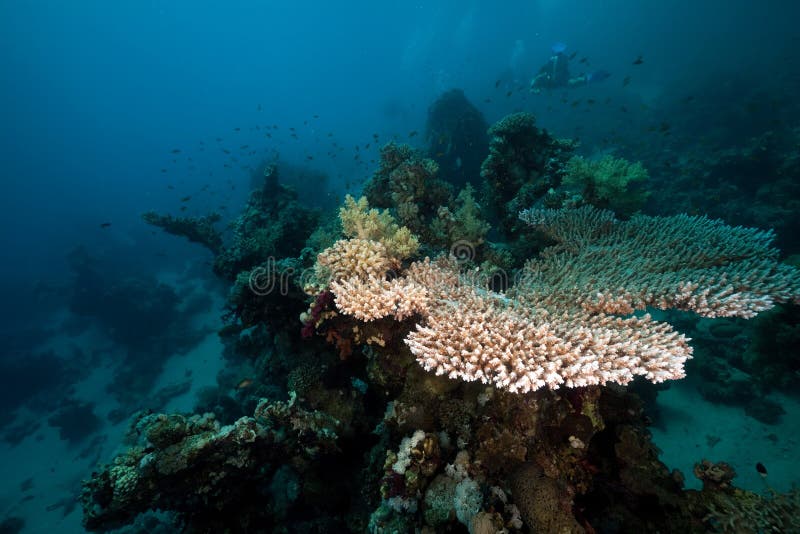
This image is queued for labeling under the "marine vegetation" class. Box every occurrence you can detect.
[562,154,650,216]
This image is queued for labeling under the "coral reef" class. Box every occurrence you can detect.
[325,203,799,394]
[480,112,576,237]
[429,183,492,253]
[562,154,650,216]
[213,163,318,279]
[363,142,452,242]
[81,396,341,532]
[92,108,800,534]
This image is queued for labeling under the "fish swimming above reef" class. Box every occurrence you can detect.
[587,70,610,83]
[756,462,767,477]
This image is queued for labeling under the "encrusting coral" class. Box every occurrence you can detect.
[81,396,340,532]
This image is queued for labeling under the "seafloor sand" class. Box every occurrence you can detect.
[0,306,225,533]
[651,379,799,494]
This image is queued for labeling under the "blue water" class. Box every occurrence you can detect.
[1,1,799,532]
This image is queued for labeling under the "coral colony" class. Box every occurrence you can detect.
[81,112,800,533]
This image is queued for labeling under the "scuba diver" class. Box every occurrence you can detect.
[530,42,610,93]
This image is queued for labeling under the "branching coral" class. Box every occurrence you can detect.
[338,195,420,262]
[519,206,800,318]
[319,197,799,394]
[430,184,491,251]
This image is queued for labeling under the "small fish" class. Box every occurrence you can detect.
[683,95,695,103]
[623,76,631,87]
[579,57,589,64]
[167,185,174,190]
[181,196,191,202]
[306,155,314,160]
[568,51,577,60]
[160,169,167,173]
[587,99,596,105]
[633,55,644,65]
[234,127,241,131]
[506,90,513,97]
[236,378,253,390]
[170,149,181,154]
[179,206,187,212]
[99,222,112,228]
[257,104,262,111]
[756,462,767,476]
[494,79,501,88]
[240,145,249,149]
[408,130,418,137]
[313,114,319,119]
[484,98,492,103]
[365,143,370,149]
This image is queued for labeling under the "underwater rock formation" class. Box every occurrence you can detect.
[141,212,223,254]
[425,88,489,189]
